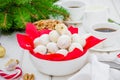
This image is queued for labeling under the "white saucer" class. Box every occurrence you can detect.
[90,44,120,52]
[64,21,82,27]
[64,21,82,24]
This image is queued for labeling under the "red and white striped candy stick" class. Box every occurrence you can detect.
[0,66,22,79]
[117,53,120,58]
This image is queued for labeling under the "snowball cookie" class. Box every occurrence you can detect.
[47,42,59,53]
[61,30,72,37]
[49,30,60,42]
[57,35,71,49]
[56,49,68,56]
[33,45,47,54]
[33,37,41,47]
[72,34,86,47]
[38,34,50,46]
[69,42,83,52]
[55,23,68,34]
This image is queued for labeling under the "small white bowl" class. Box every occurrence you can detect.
[29,51,89,76]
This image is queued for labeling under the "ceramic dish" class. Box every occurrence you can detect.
[90,44,120,52]
[29,51,89,76]
[64,21,82,27]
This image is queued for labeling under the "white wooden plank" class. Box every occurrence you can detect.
[102,0,120,22]
[0,32,24,68]
[90,0,120,20]
[21,50,51,80]
[0,32,24,80]
[111,0,120,17]
[0,32,23,61]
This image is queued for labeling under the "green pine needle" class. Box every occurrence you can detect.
[0,12,12,30]
[14,7,31,30]
[15,0,32,5]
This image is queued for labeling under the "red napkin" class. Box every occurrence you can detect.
[16,23,103,61]
[17,34,34,50]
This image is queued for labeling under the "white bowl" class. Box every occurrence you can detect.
[29,51,89,76]
[90,23,120,49]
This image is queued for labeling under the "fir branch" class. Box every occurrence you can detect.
[50,5,69,19]
[34,5,48,19]
[0,12,12,32]
[0,12,13,34]
[0,0,69,34]
[32,2,49,19]
[44,5,69,19]
[51,0,59,2]
[32,0,69,20]
[3,13,7,27]
[0,0,12,8]
[13,7,31,30]
[24,4,39,20]
[15,0,32,5]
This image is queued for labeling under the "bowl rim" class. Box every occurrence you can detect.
[29,50,89,63]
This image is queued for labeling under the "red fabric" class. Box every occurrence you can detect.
[17,34,34,50]
[25,22,51,40]
[83,36,105,53]
[16,23,103,61]
[25,23,40,40]
[64,48,83,60]
[68,26,78,34]
[29,50,65,61]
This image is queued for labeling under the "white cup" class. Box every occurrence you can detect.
[83,5,109,32]
[61,0,86,21]
[90,23,120,49]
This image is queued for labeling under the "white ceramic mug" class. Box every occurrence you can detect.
[61,0,86,21]
[83,5,109,32]
[90,23,120,49]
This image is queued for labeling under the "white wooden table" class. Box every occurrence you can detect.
[0,0,120,80]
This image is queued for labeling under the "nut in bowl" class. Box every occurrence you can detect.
[16,21,103,76]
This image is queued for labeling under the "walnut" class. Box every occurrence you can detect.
[23,73,35,80]
[33,19,62,30]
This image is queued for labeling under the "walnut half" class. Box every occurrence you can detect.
[23,73,35,80]
[33,19,62,30]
